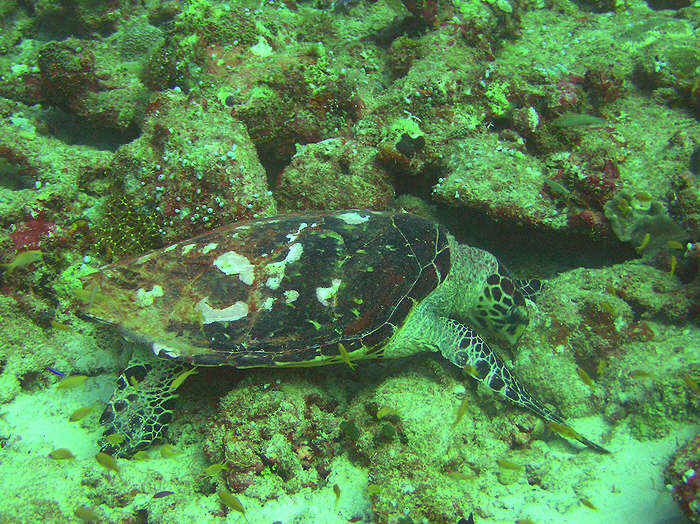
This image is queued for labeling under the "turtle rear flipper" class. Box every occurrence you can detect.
[99,348,183,458]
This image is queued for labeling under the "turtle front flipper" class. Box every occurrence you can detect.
[99,348,184,458]
[437,317,609,454]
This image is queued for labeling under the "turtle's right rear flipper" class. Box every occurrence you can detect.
[98,347,183,458]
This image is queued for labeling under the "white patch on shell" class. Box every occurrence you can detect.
[133,285,164,307]
[261,297,275,310]
[266,271,283,290]
[195,298,248,324]
[152,342,179,358]
[284,290,299,304]
[286,243,303,263]
[201,242,218,254]
[286,222,309,243]
[181,244,196,255]
[213,251,255,285]
[316,279,341,306]
[265,243,303,290]
[336,212,370,224]
[163,244,178,253]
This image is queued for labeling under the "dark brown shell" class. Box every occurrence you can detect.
[79,211,451,367]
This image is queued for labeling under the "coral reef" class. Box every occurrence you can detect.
[666,434,700,523]
[0,0,698,520]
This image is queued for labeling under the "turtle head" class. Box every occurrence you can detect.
[439,242,536,347]
[473,268,530,346]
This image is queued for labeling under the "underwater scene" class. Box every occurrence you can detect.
[0,0,699,522]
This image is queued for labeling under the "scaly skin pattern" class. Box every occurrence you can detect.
[80,210,608,456]
[384,240,608,453]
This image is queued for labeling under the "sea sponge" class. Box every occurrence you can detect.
[604,191,685,255]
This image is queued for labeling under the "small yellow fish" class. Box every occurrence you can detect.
[682,374,699,394]
[129,375,139,387]
[160,443,179,458]
[103,434,126,446]
[72,283,106,305]
[445,471,474,481]
[337,343,356,370]
[551,112,607,128]
[497,459,523,471]
[599,301,615,314]
[95,452,120,473]
[366,484,382,495]
[669,255,677,277]
[635,232,650,253]
[333,484,341,507]
[629,369,653,379]
[452,395,471,427]
[576,367,594,387]
[50,320,73,332]
[580,498,598,510]
[67,218,89,234]
[515,520,537,524]
[0,250,42,272]
[74,506,100,522]
[547,421,611,453]
[49,448,76,460]
[202,462,229,477]
[667,240,683,249]
[168,367,198,392]
[69,404,96,422]
[56,375,88,390]
[132,451,150,461]
[547,421,583,441]
[376,407,399,420]
[462,364,477,378]
[218,490,247,520]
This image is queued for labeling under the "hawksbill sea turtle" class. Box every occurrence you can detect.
[78,210,609,457]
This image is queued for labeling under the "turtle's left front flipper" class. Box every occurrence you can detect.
[99,346,185,458]
[437,317,609,454]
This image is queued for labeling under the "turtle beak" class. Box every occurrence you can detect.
[501,305,529,346]
[507,305,528,326]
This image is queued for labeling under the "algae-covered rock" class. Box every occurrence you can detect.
[433,133,565,230]
[84,89,276,254]
[276,138,394,211]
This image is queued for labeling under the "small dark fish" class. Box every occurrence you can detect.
[153,491,174,499]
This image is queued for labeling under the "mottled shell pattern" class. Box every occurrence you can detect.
[79,211,451,367]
